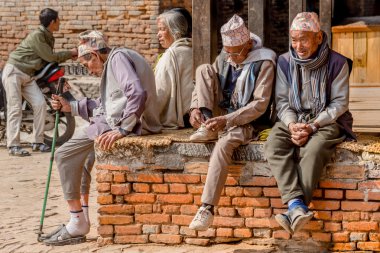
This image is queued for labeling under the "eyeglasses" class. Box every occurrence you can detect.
[222,43,248,58]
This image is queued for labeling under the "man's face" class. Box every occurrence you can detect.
[290,30,322,59]
[79,52,104,77]
[50,18,60,32]
[223,40,252,65]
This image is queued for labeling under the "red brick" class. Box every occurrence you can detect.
[263,187,280,197]
[357,242,380,251]
[96,164,130,171]
[292,231,310,240]
[99,215,133,225]
[236,207,254,217]
[331,211,343,221]
[342,211,360,221]
[184,162,208,174]
[313,189,323,198]
[194,195,201,205]
[303,220,323,231]
[346,190,365,200]
[217,207,236,217]
[270,198,287,208]
[98,225,114,236]
[180,226,197,236]
[243,187,263,197]
[368,191,380,201]
[172,215,193,225]
[217,196,232,206]
[325,189,344,199]
[97,237,113,246]
[96,172,113,182]
[115,224,142,235]
[124,193,155,203]
[245,218,279,228]
[358,181,380,190]
[185,238,210,246]
[361,212,370,220]
[198,228,216,237]
[152,184,169,193]
[254,208,272,218]
[372,212,380,221]
[164,174,200,183]
[133,183,150,193]
[273,230,291,239]
[240,177,277,186]
[162,205,180,214]
[142,225,160,234]
[114,235,148,244]
[213,217,244,227]
[161,225,179,234]
[135,204,153,214]
[350,232,368,241]
[98,204,134,214]
[273,208,287,215]
[97,194,113,204]
[326,164,365,179]
[153,204,161,213]
[225,176,239,186]
[319,180,357,189]
[234,228,252,238]
[341,201,380,211]
[127,173,163,183]
[330,242,356,251]
[332,231,350,242]
[314,211,331,220]
[225,187,243,197]
[113,172,126,183]
[180,205,198,215]
[157,194,193,204]
[343,221,379,231]
[111,184,132,195]
[216,228,233,237]
[369,232,380,241]
[187,185,203,194]
[169,183,187,193]
[135,214,170,224]
[324,222,342,232]
[309,200,340,210]
[97,183,111,192]
[312,232,331,242]
[232,197,269,207]
[149,234,182,244]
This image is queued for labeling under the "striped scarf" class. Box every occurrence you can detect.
[289,32,329,122]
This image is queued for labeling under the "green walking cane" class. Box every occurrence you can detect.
[37,77,66,242]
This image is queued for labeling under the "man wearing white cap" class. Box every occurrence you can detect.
[264,12,355,234]
[189,14,276,231]
[42,30,162,245]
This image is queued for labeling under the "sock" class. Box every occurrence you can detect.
[65,210,90,237]
[288,198,308,212]
[82,205,90,225]
[200,107,213,120]
[201,203,214,215]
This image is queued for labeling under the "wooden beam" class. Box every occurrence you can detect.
[320,0,332,45]
[248,0,265,43]
[289,0,306,29]
[192,0,217,75]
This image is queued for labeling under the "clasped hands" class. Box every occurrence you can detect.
[189,108,226,132]
[288,122,315,146]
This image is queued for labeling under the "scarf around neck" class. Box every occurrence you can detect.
[289,32,330,122]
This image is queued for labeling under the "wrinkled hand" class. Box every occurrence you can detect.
[51,94,71,112]
[189,108,204,129]
[96,130,124,150]
[205,116,227,132]
[63,81,71,93]
[289,122,310,146]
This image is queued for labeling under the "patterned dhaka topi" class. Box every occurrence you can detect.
[220,14,250,47]
[290,12,320,32]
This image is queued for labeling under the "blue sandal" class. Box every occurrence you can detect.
[8,146,31,157]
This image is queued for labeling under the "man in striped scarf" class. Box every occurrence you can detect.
[264,12,355,235]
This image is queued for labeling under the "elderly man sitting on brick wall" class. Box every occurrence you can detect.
[42,30,162,246]
[188,14,277,231]
[264,12,356,235]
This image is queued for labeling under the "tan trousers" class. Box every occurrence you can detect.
[2,63,47,147]
[55,128,95,200]
[196,64,254,206]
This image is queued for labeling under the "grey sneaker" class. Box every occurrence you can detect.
[189,124,218,142]
[32,143,51,152]
[189,205,214,231]
[289,207,313,233]
[8,146,31,157]
[275,211,293,234]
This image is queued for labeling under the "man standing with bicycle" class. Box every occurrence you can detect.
[2,8,77,156]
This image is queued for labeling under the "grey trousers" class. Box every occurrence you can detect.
[55,128,95,200]
[264,122,344,205]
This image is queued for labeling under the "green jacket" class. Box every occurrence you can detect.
[7,25,72,76]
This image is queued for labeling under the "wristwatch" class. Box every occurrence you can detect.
[309,123,318,133]
[118,127,130,137]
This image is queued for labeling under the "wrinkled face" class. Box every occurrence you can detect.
[157,18,174,49]
[290,30,322,59]
[223,40,252,65]
[79,52,104,77]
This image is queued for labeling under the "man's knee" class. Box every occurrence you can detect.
[196,64,215,78]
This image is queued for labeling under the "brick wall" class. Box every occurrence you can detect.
[95,141,380,252]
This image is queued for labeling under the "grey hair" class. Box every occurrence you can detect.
[158,10,189,41]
